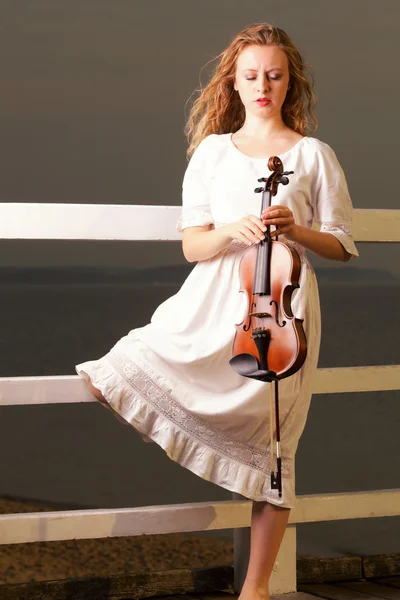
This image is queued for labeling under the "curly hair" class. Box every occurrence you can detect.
[185,23,317,157]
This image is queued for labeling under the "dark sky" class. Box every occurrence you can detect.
[0,0,399,275]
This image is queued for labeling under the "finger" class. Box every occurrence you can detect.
[235,232,253,246]
[262,208,291,218]
[247,216,267,232]
[262,213,291,223]
[237,227,259,244]
[243,226,264,243]
[262,217,294,225]
[270,226,292,237]
[244,222,266,240]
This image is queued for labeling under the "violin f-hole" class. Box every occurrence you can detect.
[270,300,286,328]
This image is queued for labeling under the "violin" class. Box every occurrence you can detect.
[229,156,307,497]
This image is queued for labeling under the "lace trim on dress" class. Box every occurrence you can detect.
[108,350,291,478]
[318,220,359,258]
[279,235,307,259]
[320,220,351,236]
[176,205,214,232]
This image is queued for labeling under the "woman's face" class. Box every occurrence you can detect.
[234,44,290,121]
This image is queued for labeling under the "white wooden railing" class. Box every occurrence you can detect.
[0,203,399,596]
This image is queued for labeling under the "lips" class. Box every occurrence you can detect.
[256,98,271,106]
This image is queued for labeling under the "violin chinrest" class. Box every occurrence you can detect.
[229,354,277,382]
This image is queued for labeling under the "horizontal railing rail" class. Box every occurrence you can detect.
[1,489,399,546]
[0,203,399,242]
[1,365,399,406]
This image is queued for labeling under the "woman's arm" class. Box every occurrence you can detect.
[287,224,352,262]
[182,225,231,263]
[263,206,352,262]
[182,215,267,263]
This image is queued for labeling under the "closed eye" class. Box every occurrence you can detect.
[244,75,282,81]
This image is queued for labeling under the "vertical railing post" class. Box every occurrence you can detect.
[232,492,251,595]
[270,524,297,593]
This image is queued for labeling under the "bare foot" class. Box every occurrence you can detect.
[238,593,269,600]
[238,584,269,600]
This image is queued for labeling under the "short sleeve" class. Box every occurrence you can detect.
[312,143,359,258]
[176,135,215,232]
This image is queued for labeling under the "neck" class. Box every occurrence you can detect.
[239,115,288,140]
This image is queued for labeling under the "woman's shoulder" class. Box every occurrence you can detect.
[300,136,336,155]
[298,136,343,172]
[196,132,231,150]
[189,133,231,165]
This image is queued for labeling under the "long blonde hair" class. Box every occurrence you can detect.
[185,23,317,157]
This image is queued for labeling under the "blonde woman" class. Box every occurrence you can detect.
[76,23,358,600]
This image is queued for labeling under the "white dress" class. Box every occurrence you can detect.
[76,133,359,508]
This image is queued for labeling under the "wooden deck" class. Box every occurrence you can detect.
[2,574,400,600]
[146,576,400,599]
[298,577,400,599]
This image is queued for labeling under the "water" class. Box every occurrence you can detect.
[0,268,399,557]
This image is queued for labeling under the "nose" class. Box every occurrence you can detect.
[258,75,270,93]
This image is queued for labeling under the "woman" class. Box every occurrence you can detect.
[76,23,358,600]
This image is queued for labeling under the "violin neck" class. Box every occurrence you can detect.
[253,188,272,296]
[261,186,272,214]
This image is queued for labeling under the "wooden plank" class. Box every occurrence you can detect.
[373,578,400,589]
[1,364,399,407]
[0,203,182,241]
[182,595,236,599]
[299,582,381,599]
[0,565,233,600]
[352,209,400,242]
[0,500,251,544]
[297,555,362,583]
[290,489,400,524]
[363,554,400,578]
[272,594,321,600]
[1,490,400,545]
[313,365,400,395]
[0,375,97,406]
[0,204,399,242]
[147,594,236,600]
[336,581,400,599]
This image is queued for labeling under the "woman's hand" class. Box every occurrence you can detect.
[262,205,297,239]
[224,215,267,246]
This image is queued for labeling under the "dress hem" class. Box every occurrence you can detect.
[75,356,295,509]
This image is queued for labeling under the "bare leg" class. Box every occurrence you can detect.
[238,500,290,600]
[87,380,128,425]
[87,380,106,403]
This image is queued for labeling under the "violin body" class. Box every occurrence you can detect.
[231,239,307,381]
[230,155,307,384]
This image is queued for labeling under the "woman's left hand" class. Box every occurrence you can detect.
[261,205,297,240]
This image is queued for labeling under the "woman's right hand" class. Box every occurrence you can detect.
[224,215,267,246]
